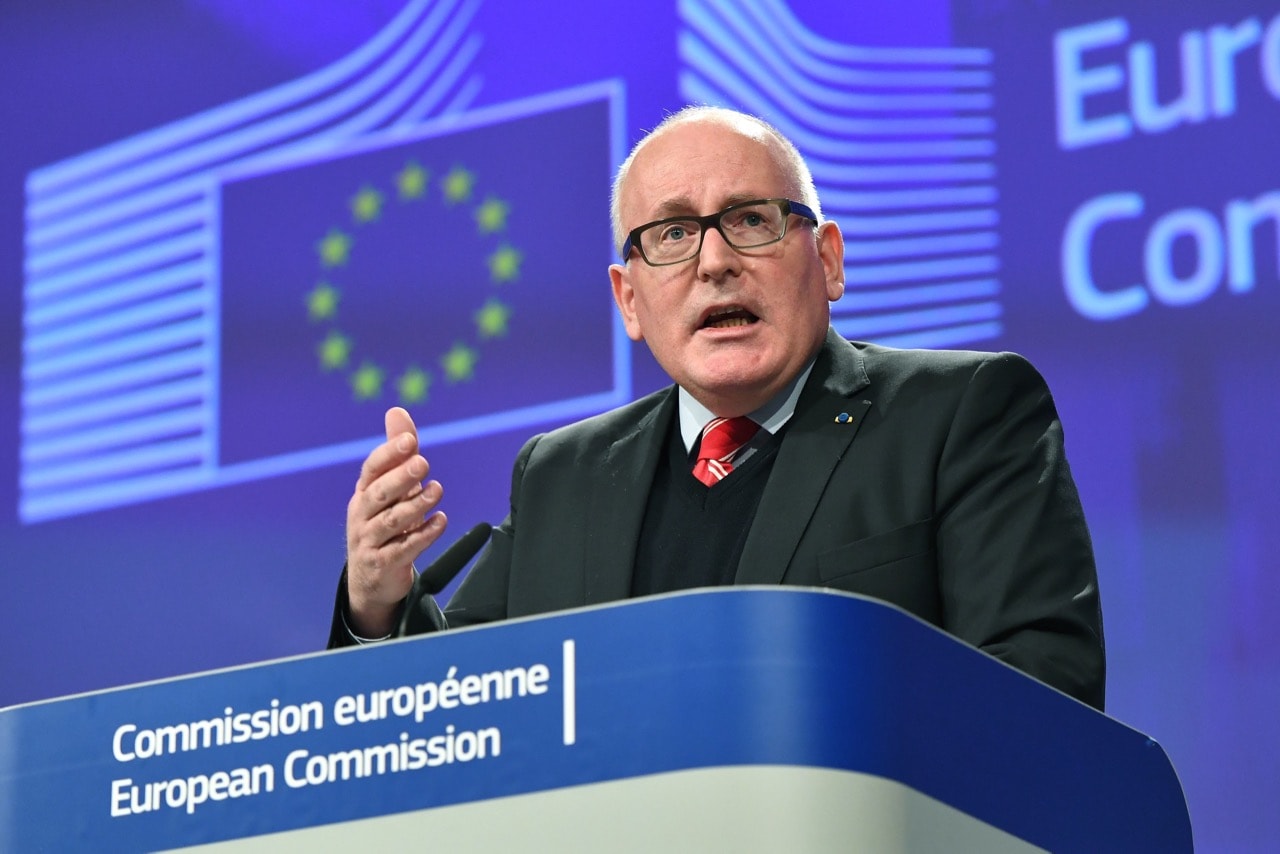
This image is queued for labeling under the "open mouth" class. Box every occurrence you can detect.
[700,307,759,330]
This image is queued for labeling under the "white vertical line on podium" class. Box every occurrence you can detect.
[562,639,576,746]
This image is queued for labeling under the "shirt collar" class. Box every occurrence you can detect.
[677,361,816,453]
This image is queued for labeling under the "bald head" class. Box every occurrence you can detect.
[609,107,822,251]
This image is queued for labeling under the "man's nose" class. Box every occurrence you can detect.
[696,225,742,281]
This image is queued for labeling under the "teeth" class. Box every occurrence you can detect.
[704,306,753,329]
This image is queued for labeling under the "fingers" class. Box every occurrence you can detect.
[358,476,444,552]
[356,445,426,518]
[349,437,444,544]
[359,509,448,576]
[353,408,420,493]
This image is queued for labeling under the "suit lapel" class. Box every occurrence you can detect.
[582,390,676,604]
[736,331,872,585]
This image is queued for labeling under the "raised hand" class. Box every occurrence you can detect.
[344,407,447,637]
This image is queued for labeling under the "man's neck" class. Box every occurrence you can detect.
[676,360,815,453]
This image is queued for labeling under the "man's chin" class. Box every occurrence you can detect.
[680,363,785,412]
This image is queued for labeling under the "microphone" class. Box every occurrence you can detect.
[397,521,492,636]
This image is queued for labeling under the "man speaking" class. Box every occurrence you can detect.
[330,106,1105,711]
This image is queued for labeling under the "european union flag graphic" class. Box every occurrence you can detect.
[19,85,622,522]
[218,94,620,468]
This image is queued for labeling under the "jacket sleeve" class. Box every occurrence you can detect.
[934,351,1106,709]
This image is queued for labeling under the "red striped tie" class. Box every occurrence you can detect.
[692,416,760,486]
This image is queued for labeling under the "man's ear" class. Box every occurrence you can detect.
[609,263,645,342]
[817,221,845,302]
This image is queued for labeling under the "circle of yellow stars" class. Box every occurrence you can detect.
[306,160,522,405]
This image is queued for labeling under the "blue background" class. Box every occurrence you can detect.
[1,1,1275,850]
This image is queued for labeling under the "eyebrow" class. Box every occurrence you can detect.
[647,192,765,220]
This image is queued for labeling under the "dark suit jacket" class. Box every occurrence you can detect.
[333,329,1105,709]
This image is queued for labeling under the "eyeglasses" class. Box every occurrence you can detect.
[621,198,818,267]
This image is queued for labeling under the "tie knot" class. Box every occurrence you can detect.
[693,417,760,486]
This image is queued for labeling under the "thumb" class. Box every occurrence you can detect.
[384,406,417,445]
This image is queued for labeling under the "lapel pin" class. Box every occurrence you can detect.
[834,412,854,424]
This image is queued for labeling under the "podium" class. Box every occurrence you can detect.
[0,588,1190,852]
